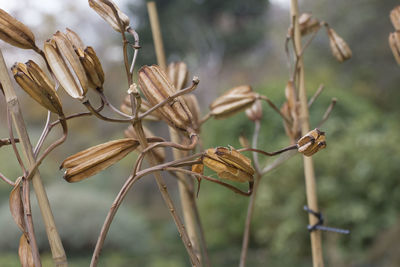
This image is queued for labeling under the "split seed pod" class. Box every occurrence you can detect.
[327,27,352,62]
[138,65,195,133]
[167,61,188,90]
[120,94,162,121]
[65,28,105,90]
[288,13,320,37]
[0,9,36,49]
[210,85,258,119]
[89,0,130,32]
[61,138,139,182]
[124,125,165,163]
[44,31,89,99]
[389,31,400,65]
[183,94,201,132]
[245,99,263,121]
[390,6,400,31]
[203,146,254,182]
[12,61,63,115]
[297,128,326,157]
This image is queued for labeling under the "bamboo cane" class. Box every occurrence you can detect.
[290,1,324,266]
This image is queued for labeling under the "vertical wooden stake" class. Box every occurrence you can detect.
[147,1,167,70]
[290,1,324,267]
[0,49,68,266]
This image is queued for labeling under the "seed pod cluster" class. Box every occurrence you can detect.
[280,81,301,143]
[61,138,140,182]
[167,61,188,91]
[0,8,36,49]
[124,125,165,164]
[327,27,352,62]
[297,128,326,157]
[210,85,258,119]
[203,146,254,183]
[89,0,130,32]
[138,65,195,134]
[12,61,63,115]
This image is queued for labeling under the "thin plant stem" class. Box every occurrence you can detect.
[290,1,324,266]
[0,49,68,266]
[308,84,325,108]
[199,112,211,126]
[7,107,26,174]
[259,95,292,125]
[252,120,262,174]
[317,98,337,128]
[34,111,51,158]
[0,171,14,186]
[22,178,41,267]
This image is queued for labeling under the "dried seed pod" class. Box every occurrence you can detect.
[80,46,105,90]
[183,94,201,132]
[210,85,258,119]
[124,125,165,163]
[390,6,400,31]
[65,28,85,53]
[0,8,36,49]
[288,13,321,37]
[297,128,326,157]
[120,94,162,121]
[18,234,34,267]
[245,99,262,121]
[61,138,139,182]
[203,146,254,182]
[9,177,25,233]
[327,27,352,62]
[89,0,130,32]
[389,31,400,65]
[138,65,195,133]
[167,61,188,90]
[44,32,89,100]
[12,61,63,115]
[281,81,301,143]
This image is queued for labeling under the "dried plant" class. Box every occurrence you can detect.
[0,1,353,267]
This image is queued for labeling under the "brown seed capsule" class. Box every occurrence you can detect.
[138,65,195,133]
[327,27,352,62]
[297,128,326,157]
[89,0,130,32]
[124,125,165,164]
[0,8,36,49]
[61,138,139,182]
[44,32,89,100]
[210,85,258,119]
[80,46,105,90]
[390,6,400,31]
[389,31,400,65]
[12,61,63,115]
[288,13,321,37]
[281,81,301,144]
[203,146,254,183]
[65,28,85,55]
[183,94,201,132]
[167,61,188,90]
[245,99,263,121]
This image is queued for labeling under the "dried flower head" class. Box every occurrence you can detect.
[327,27,352,62]
[61,138,140,182]
[89,0,130,32]
[245,99,263,121]
[390,6,400,31]
[297,128,326,157]
[210,85,258,119]
[44,31,89,99]
[0,9,36,49]
[124,125,165,163]
[12,61,63,115]
[203,146,254,182]
[138,65,195,134]
[389,31,400,65]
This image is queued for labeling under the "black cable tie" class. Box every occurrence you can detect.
[303,206,350,235]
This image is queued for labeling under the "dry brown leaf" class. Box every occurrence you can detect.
[18,234,34,267]
[9,177,26,233]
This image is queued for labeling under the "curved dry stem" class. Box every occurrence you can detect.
[34,111,51,158]
[308,84,324,108]
[252,120,262,174]
[83,100,132,123]
[97,90,132,118]
[0,171,14,186]
[199,112,211,126]
[0,138,20,147]
[7,107,26,174]
[238,144,298,157]
[317,98,337,128]
[259,95,292,125]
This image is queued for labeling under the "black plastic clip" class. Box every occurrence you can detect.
[303,206,350,235]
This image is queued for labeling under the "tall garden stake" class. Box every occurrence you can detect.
[290,1,324,266]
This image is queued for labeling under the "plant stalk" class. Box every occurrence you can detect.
[0,49,68,267]
[290,1,324,266]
